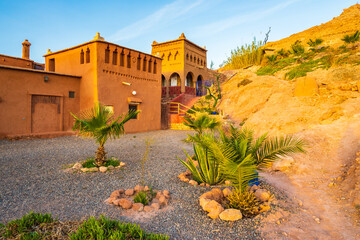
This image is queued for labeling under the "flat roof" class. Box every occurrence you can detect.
[0,64,81,78]
[0,53,34,62]
[43,39,162,60]
[152,38,207,52]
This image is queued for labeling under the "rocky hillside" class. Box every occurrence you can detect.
[266,4,360,50]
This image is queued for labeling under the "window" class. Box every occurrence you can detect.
[69,91,75,98]
[112,49,118,65]
[148,59,152,73]
[174,52,178,61]
[186,54,189,61]
[129,104,138,119]
[86,48,90,63]
[143,57,147,71]
[80,49,84,64]
[127,53,131,68]
[120,50,124,66]
[105,46,110,63]
[153,60,157,74]
[190,55,193,62]
[168,52,172,61]
[137,55,141,70]
[49,58,55,71]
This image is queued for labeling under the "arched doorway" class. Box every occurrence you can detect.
[161,75,166,87]
[185,72,194,87]
[170,73,181,86]
[196,75,203,96]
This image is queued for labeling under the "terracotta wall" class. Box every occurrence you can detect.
[0,66,80,137]
[96,42,162,133]
[0,54,34,69]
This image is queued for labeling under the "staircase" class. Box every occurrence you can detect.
[168,93,200,130]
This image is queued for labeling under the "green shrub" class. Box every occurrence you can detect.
[82,157,120,168]
[256,57,296,76]
[82,158,97,168]
[1,212,54,238]
[133,191,150,205]
[104,157,120,167]
[307,38,324,47]
[285,56,332,80]
[226,189,260,218]
[266,55,277,64]
[342,31,360,44]
[277,48,289,58]
[222,38,264,69]
[290,41,305,55]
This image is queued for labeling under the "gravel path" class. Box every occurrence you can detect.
[0,130,263,239]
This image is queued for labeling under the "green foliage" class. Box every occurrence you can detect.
[69,216,168,240]
[178,135,223,185]
[266,55,277,64]
[204,75,222,110]
[342,31,360,44]
[290,41,305,55]
[82,157,120,168]
[1,212,54,239]
[183,112,221,137]
[222,38,264,69]
[285,56,332,80]
[71,102,139,166]
[307,38,324,47]
[256,57,296,76]
[104,157,121,167]
[226,189,260,218]
[277,48,289,58]
[133,191,150,205]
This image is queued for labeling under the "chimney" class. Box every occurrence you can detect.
[22,39,31,59]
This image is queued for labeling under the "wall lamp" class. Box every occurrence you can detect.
[122,81,131,86]
[44,76,49,82]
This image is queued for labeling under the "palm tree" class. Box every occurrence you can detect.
[342,31,360,49]
[71,103,139,166]
[183,111,221,137]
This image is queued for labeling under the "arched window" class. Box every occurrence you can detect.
[161,75,166,87]
[194,57,196,64]
[190,55,193,62]
[153,60,157,74]
[137,55,141,70]
[143,57,147,71]
[105,46,110,63]
[148,59,152,73]
[112,49,118,65]
[80,49,84,64]
[86,48,90,63]
[168,52,172,61]
[186,72,194,87]
[201,59,203,66]
[186,53,189,61]
[197,58,200,64]
[170,73,181,86]
[127,52,131,68]
[174,51,178,61]
[120,50,124,66]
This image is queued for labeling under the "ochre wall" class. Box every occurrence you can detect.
[0,66,80,137]
[0,54,34,69]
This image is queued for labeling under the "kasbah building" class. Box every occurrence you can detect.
[0,33,218,139]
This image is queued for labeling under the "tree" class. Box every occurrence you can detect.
[71,103,139,166]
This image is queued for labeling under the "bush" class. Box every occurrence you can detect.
[82,157,120,168]
[256,57,296,76]
[0,212,55,239]
[133,191,150,205]
[285,56,332,80]
[290,41,305,55]
[226,189,260,218]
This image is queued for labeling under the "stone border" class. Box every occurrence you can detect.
[199,186,272,221]
[105,185,171,213]
[178,169,232,187]
[66,161,126,173]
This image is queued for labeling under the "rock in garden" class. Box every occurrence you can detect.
[120,162,126,167]
[118,189,125,194]
[184,170,192,176]
[272,156,295,171]
[134,185,144,192]
[119,199,132,209]
[88,167,99,172]
[205,183,210,187]
[250,185,258,192]
[200,183,205,186]
[81,168,89,172]
[110,190,121,198]
[159,196,168,206]
[225,180,232,185]
[199,197,211,208]
[108,165,115,170]
[223,188,232,197]
[144,186,149,191]
[144,206,153,212]
[203,200,223,213]
[200,191,214,201]
[219,209,242,221]
[151,198,160,204]
[99,166,108,173]
[208,207,224,219]
[155,192,163,199]
[255,189,271,202]
[151,203,160,210]
[113,199,121,206]
[211,188,224,201]
[183,178,190,182]
[189,180,198,186]
[72,163,82,169]
[132,203,144,211]
[163,190,170,198]
[125,189,134,196]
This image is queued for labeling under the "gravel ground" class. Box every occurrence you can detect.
[0,130,265,239]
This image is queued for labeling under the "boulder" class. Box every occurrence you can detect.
[134,185,144,192]
[110,190,121,199]
[211,188,224,201]
[205,183,210,187]
[119,199,132,209]
[119,162,126,167]
[144,186,150,191]
[87,167,99,172]
[151,203,160,210]
[203,200,223,213]
[219,209,242,221]
[200,183,205,186]
[72,163,82,169]
[132,203,144,211]
[255,189,271,202]
[294,76,319,97]
[199,197,211,208]
[189,180,198,186]
[208,207,224,219]
[163,190,170,199]
[144,206,153,212]
[272,156,295,171]
[99,166,108,173]
[155,192,163,199]
[125,189,134,196]
[159,196,168,206]
[200,191,214,200]
[223,188,232,197]
[108,165,115,170]
[118,189,125,194]
[113,199,121,206]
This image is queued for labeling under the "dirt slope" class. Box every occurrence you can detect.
[266,4,360,50]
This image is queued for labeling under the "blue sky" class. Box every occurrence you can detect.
[0,0,357,67]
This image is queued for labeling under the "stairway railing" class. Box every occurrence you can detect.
[169,102,194,116]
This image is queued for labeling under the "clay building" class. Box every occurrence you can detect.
[0,33,162,139]
[151,33,215,99]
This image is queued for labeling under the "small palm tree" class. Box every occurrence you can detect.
[342,31,360,44]
[183,112,221,137]
[71,103,139,166]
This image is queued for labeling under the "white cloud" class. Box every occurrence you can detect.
[108,0,204,42]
